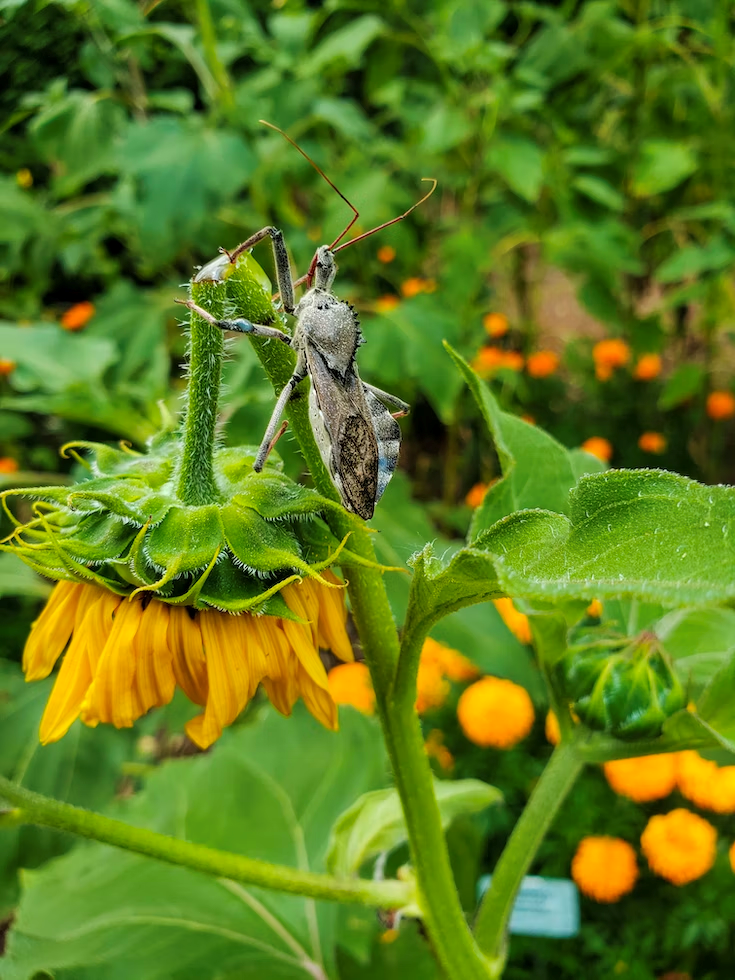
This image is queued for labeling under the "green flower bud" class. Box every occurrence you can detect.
[556,631,685,740]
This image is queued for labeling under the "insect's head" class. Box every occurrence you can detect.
[310,245,337,291]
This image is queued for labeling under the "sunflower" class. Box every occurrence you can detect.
[25,572,353,750]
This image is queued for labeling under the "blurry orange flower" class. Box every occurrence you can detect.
[604,754,678,803]
[375,295,400,313]
[472,346,524,377]
[581,437,613,463]
[0,358,16,375]
[465,482,488,508]
[545,710,561,745]
[494,597,532,645]
[421,636,479,683]
[641,809,717,885]
[457,676,534,749]
[633,353,662,381]
[483,312,509,338]
[638,431,667,454]
[571,837,638,903]
[706,390,735,420]
[0,458,19,474]
[587,599,603,618]
[526,350,559,378]
[425,729,454,771]
[16,168,33,189]
[593,338,630,381]
[729,840,735,874]
[328,662,375,716]
[416,660,449,714]
[61,301,95,331]
[501,350,524,372]
[677,751,735,813]
[400,277,436,298]
[377,245,396,264]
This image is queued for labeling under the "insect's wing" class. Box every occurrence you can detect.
[306,347,379,520]
[363,388,401,505]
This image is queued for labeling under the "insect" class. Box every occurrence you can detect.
[180,122,436,520]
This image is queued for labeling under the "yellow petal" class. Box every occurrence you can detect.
[299,663,338,730]
[251,616,289,683]
[23,581,84,680]
[80,598,144,728]
[133,599,175,713]
[168,606,208,705]
[261,676,294,717]
[312,579,353,663]
[84,588,124,672]
[280,617,329,690]
[281,584,319,647]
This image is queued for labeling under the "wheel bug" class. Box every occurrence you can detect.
[180,121,436,520]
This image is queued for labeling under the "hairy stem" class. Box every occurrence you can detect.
[0,775,410,909]
[473,740,584,960]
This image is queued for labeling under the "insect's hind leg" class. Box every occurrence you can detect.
[362,382,410,417]
[228,227,296,314]
[253,355,308,472]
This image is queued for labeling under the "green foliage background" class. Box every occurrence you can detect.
[2,1,735,978]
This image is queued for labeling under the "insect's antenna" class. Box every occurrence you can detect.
[259,119,360,249]
[332,178,437,255]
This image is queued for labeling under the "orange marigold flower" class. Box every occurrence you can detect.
[729,840,735,874]
[526,350,559,378]
[604,754,678,803]
[416,659,450,714]
[581,437,613,463]
[571,837,638,903]
[501,350,524,372]
[16,168,33,189]
[677,751,735,813]
[23,575,353,750]
[465,482,488,509]
[400,277,435,298]
[61,301,95,331]
[587,599,603,618]
[706,390,735,420]
[0,457,20,474]
[375,294,400,313]
[641,809,717,885]
[421,636,479,683]
[0,358,16,375]
[377,245,396,264]
[638,431,667,454]
[483,312,509,338]
[457,676,535,749]
[425,728,455,771]
[328,662,375,716]
[493,597,532,645]
[545,710,561,745]
[633,353,662,381]
[593,338,630,371]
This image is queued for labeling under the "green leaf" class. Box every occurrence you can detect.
[572,174,625,211]
[694,655,735,747]
[0,554,51,599]
[630,141,698,197]
[478,469,735,606]
[445,344,601,537]
[655,237,735,283]
[0,323,117,394]
[3,707,387,980]
[656,607,735,696]
[489,135,545,203]
[302,15,384,75]
[327,778,500,876]
[657,363,705,410]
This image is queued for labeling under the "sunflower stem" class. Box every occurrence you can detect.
[342,524,495,980]
[472,739,584,961]
[176,283,226,505]
[0,776,411,909]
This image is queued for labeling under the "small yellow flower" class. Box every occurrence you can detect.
[375,294,401,313]
[61,301,96,331]
[633,353,662,381]
[0,457,19,474]
[706,390,735,420]
[641,809,717,885]
[593,338,630,381]
[327,662,375,716]
[457,676,534,749]
[377,245,396,263]
[580,437,613,463]
[493,597,532,645]
[638,431,667,454]
[482,312,509,338]
[526,350,559,378]
[24,573,353,750]
[0,358,16,375]
[16,168,33,189]
[545,709,561,745]
[604,754,678,803]
[571,837,638,902]
[425,728,454,771]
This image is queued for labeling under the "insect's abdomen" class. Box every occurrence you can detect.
[364,390,401,504]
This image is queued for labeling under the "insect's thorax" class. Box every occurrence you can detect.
[295,287,362,376]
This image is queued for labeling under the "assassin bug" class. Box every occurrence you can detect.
[180,121,436,520]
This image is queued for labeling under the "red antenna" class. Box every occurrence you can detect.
[260,120,437,289]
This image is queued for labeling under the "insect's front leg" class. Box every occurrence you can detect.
[175,299,292,345]
[227,227,296,314]
[362,382,410,418]
[253,352,308,472]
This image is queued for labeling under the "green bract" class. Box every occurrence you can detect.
[556,631,686,740]
[1,434,346,617]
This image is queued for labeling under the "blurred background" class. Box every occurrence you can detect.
[2,2,735,978]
